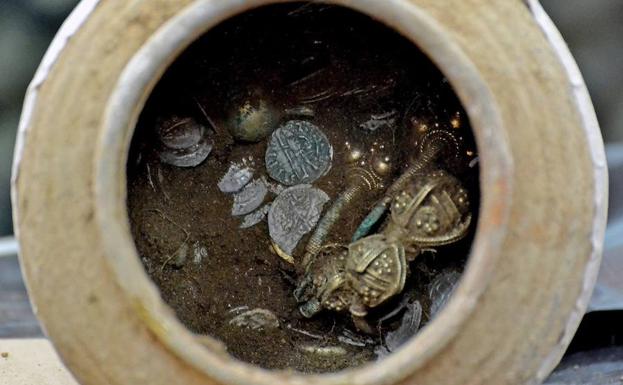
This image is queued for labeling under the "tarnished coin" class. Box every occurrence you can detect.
[428,270,461,318]
[228,308,279,331]
[159,139,213,168]
[240,204,271,229]
[231,179,267,216]
[268,185,329,255]
[218,163,253,193]
[266,120,333,186]
[156,117,213,168]
[157,117,204,149]
[375,300,422,358]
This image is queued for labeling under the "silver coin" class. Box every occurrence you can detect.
[218,163,254,193]
[157,117,205,149]
[375,301,422,358]
[384,301,422,351]
[157,117,212,168]
[231,179,267,216]
[265,120,333,186]
[268,185,329,255]
[428,270,461,318]
[240,204,271,229]
[228,308,279,331]
[159,138,213,168]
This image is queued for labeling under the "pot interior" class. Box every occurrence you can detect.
[125,2,480,373]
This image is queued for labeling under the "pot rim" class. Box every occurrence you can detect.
[95,1,512,384]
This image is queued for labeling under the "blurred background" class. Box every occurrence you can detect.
[0,0,621,383]
[1,0,79,236]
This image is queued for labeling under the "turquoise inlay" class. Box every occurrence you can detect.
[352,204,387,241]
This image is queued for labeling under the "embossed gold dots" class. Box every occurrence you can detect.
[349,148,363,163]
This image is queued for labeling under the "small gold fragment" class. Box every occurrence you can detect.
[373,157,391,176]
[450,112,461,129]
[271,241,294,264]
[348,148,363,162]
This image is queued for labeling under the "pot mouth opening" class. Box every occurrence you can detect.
[97,0,512,384]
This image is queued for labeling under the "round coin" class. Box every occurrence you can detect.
[265,120,333,186]
[268,185,330,256]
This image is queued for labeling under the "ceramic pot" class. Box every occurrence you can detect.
[12,1,607,384]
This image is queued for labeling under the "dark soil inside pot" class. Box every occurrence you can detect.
[126,2,479,373]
